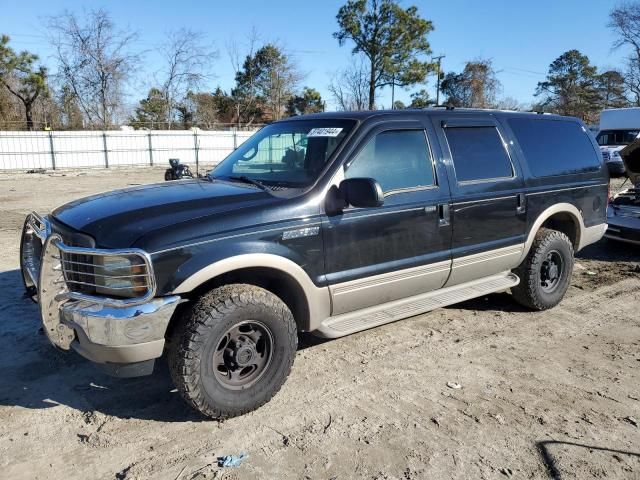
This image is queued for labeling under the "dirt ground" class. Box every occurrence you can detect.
[0,168,639,480]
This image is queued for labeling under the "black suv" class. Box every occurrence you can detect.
[20,109,608,418]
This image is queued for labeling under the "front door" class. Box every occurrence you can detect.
[322,121,452,315]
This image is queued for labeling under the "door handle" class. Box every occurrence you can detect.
[516,193,526,214]
[438,203,450,227]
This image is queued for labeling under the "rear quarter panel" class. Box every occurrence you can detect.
[497,115,609,241]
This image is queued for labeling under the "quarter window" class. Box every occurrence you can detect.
[345,130,435,192]
[509,118,602,177]
[444,126,513,182]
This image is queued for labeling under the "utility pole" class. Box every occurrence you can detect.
[433,55,445,106]
[391,73,395,109]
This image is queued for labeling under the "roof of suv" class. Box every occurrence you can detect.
[284,108,571,122]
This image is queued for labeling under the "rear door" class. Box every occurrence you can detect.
[432,115,527,286]
[322,120,453,315]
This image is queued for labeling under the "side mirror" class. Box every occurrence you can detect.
[339,177,384,208]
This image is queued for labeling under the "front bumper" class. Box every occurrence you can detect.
[20,213,181,375]
[63,296,180,364]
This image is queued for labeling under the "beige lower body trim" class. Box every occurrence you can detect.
[579,223,607,250]
[446,244,524,287]
[329,260,451,315]
[316,272,520,338]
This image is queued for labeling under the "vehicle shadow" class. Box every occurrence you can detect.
[0,266,201,421]
[0,268,331,422]
[577,239,640,263]
[446,291,531,313]
[536,440,640,479]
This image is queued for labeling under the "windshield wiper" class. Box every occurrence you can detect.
[227,175,270,191]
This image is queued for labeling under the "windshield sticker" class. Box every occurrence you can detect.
[307,127,343,137]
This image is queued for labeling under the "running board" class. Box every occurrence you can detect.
[315,272,519,338]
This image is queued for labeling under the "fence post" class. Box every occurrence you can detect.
[102,132,109,168]
[48,130,56,170]
[193,129,199,177]
[148,131,154,166]
[233,128,237,150]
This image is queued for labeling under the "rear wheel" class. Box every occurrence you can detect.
[511,228,574,310]
[168,284,297,419]
[164,170,173,181]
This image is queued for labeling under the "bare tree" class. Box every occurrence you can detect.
[47,9,140,128]
[624,58,640,105]
[440,59,501,108]
[609,2,640,105]
[157,28,217,127]
[494,96,529,111]
[328,55,369,111]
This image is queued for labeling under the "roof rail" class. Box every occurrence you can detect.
[424,105,455,111]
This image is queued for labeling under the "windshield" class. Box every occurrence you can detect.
[596,129,640,146]
[211,120,356,188]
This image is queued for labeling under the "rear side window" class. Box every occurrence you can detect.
[444,127,513,182]
[345,130,435,192]
[508,118,601,177]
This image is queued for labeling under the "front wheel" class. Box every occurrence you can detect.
[511,228,574,310]
[169,284,297,419]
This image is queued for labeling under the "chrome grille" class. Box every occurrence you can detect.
[21,212,157,307]
[58,244,154,301]
[20,213,50,291]
[60,251,99,294]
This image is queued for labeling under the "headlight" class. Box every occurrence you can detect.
[94,254,150,298]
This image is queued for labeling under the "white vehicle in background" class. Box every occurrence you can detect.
[596,108,640,177]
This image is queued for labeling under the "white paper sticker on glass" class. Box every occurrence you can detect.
[307,128,343,137]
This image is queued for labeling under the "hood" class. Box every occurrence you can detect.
[620,139,640,185]
[52,179,275,248]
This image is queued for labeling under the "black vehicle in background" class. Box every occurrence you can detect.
[164,158,194,181]
[606,139,640,245]
[20,108,608,419]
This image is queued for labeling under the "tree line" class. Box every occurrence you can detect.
[1,1,639,130]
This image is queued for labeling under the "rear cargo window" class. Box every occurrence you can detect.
[444,127,513,183]
[508,118,601,177]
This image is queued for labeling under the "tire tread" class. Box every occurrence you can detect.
[512,228,574,311]
[168,284,297,419]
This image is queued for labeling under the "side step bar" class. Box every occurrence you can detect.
[315,272,520,338]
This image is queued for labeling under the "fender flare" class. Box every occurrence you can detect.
[172,253,330,332]
[518,203,584,264]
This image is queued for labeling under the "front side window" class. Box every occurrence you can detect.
[596,129,640,147]
[345,130,435,193]
[444,126,513,183]
[212,120,355,188]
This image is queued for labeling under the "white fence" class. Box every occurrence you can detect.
[0,129,257,171]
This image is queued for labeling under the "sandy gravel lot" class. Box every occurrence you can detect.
[0,168,639,480]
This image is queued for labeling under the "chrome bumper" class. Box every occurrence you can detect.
[20,212,180,365]
[63,295,181,364]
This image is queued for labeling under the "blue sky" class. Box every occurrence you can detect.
[0,0,629,110]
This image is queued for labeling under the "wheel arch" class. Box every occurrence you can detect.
[519,203,585,264]
[171,254,330,332]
